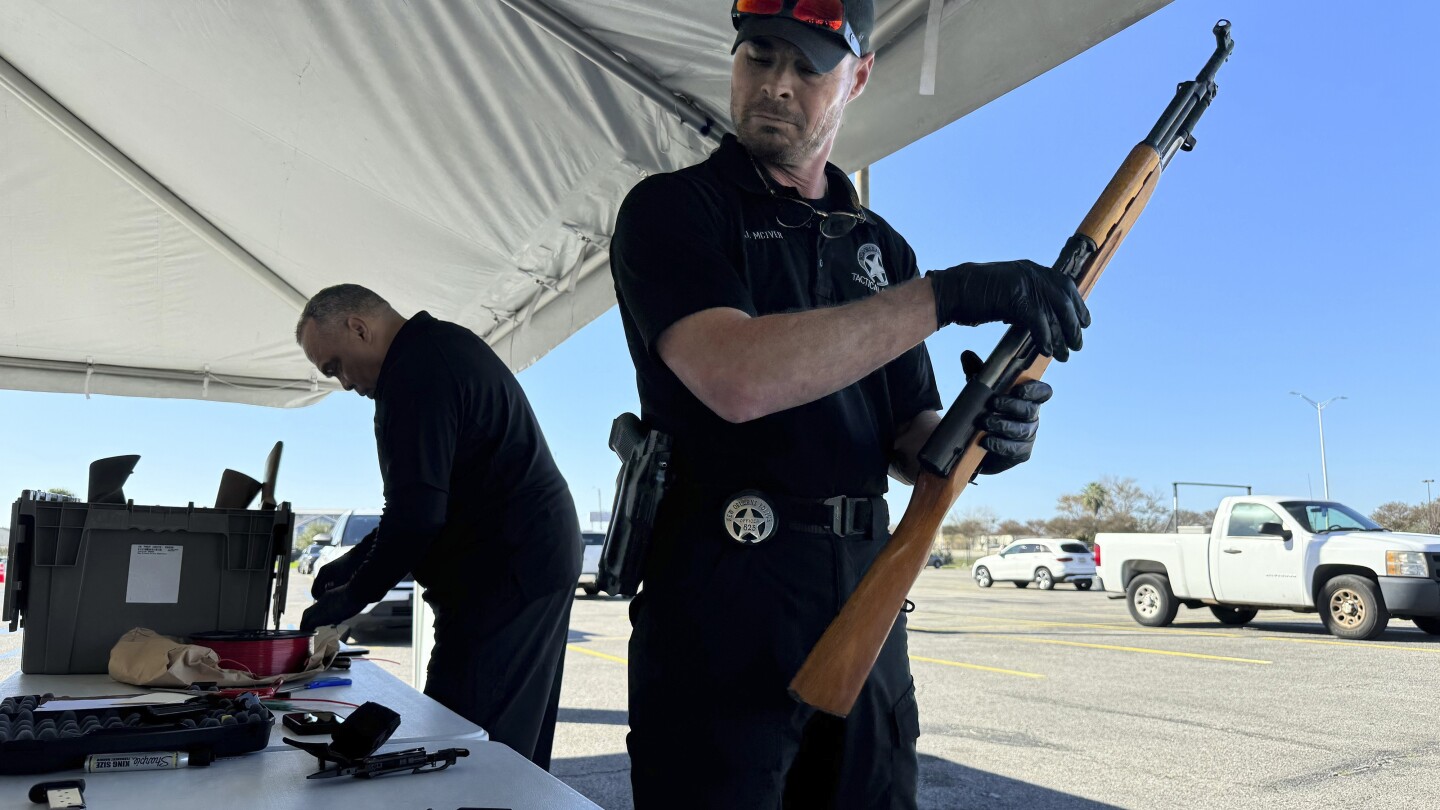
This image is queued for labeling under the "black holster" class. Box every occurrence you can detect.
[596,413,673,597]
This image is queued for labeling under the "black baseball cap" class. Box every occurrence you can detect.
[731,0,874,74]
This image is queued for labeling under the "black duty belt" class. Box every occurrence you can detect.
[708,486,891,545]
[775,494,888,540]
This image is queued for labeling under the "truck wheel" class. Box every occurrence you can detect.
[1034,568,1054,590]
[1320,575,1389,640]
[1074,579,1093,591]
[974,566,993,588]
[1209,606,1258,626]
[1127,574,1179,627]
[1412,616,1440,635]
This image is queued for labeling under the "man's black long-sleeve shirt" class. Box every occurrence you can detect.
[343,312,580,606]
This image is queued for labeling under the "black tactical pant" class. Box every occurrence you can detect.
[627,490,920,808]
[423,584,573,770]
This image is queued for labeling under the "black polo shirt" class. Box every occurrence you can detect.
[344,312,581,605]
[610,134,941,499]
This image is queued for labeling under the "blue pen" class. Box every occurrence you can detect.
[301,678,352,689]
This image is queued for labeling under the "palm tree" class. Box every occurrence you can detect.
[1080,482,1109,517]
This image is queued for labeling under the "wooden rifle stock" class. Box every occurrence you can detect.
[789,21,1234,717]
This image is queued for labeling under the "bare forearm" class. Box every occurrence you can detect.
[742,281,934,406]
[661,278,937,422]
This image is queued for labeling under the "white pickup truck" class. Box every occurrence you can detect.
[1095,496,1440,639]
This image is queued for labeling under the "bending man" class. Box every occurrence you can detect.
[296,284,581,769]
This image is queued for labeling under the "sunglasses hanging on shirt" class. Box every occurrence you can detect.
[749,154,867,238]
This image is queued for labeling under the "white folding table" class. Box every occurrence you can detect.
[0,660,487,751]
[0,735,600,809]
[0,663,601,808]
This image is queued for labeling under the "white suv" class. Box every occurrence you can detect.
[972,539,1096,590]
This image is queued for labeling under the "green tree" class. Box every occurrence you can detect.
[48,487,76,498]
[1054,476,1168,542]
[1080,481,1109,517]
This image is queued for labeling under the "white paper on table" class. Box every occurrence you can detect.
[38,693,197,712]
[124,544,184,603]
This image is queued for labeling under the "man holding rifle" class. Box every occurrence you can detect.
[609,0,1089,804]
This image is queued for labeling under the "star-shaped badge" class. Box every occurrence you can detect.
[724,493,776,544]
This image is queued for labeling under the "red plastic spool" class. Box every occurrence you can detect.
[190,629,313,677]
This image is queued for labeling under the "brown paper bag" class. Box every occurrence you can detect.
[107,627,342,688]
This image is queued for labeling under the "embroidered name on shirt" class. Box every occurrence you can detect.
[744,229,785,240]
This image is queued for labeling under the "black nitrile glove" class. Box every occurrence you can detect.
[311,557,355,600]
[309,528,376,600]
[961,350,1053,476]
[301,584,364,632]
[927,260,1090,361]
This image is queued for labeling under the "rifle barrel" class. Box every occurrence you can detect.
[1145,20,1234,165]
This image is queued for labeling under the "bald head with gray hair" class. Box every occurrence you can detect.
[295,284,395,343]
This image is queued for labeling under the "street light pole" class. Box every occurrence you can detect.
[1290,392,1346,500]
[1425,479,1435,531]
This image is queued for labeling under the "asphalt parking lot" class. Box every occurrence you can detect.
[552,570,1440,810]
[5,569,1438,809]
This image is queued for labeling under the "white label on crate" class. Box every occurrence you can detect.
[125,544,184,603]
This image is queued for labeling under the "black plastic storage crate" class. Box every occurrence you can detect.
[2,493,294,674]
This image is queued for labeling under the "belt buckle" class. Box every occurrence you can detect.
[822,496,860,537]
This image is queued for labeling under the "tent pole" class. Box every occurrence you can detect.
[499,0,727,146]
[0,354,333,393]
[483,248,610,347]
[853,166,871,209]
[0,55,308,311]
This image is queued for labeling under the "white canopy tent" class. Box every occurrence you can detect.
[0,0,1170,408]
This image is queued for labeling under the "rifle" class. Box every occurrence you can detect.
[789,20,1235,717]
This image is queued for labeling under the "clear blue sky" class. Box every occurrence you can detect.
[2,1,1436,529]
